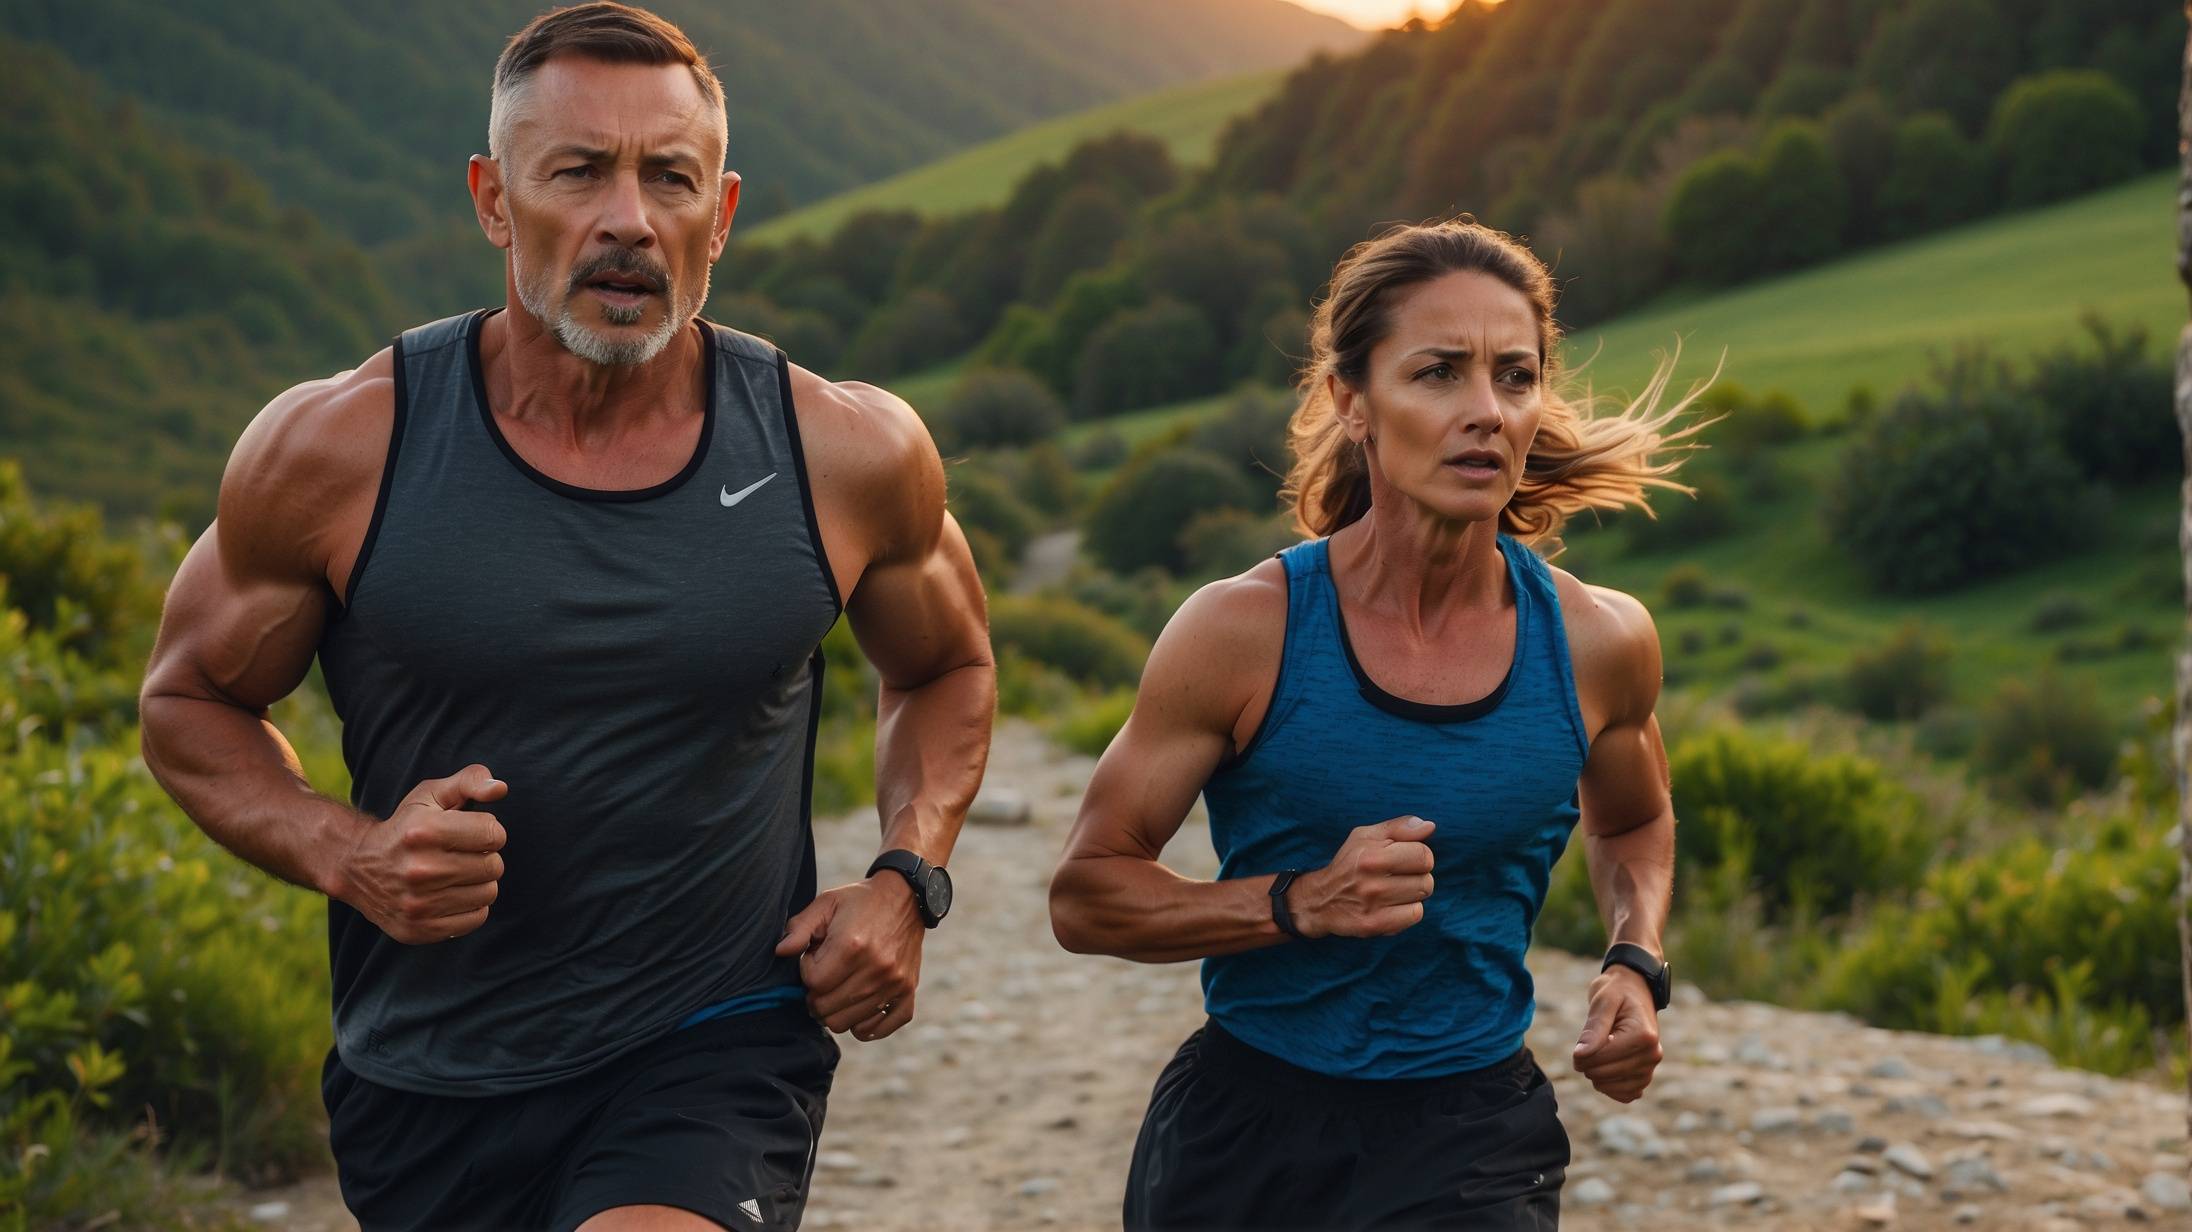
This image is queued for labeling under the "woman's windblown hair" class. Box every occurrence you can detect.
[1282,218,1709,552]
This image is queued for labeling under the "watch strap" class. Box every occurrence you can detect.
[867,849,940,927]
[1269,869,1306,941]
[1602,942,1671,1011]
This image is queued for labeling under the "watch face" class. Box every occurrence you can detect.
[924,867,953,920]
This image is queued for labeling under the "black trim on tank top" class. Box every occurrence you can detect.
[464,308,716,503]
[774,349,844,614]
[334,330,411,621]
[1329,547,1520,724]
[794,645,825,910]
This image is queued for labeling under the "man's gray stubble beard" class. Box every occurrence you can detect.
[511,229,708,367]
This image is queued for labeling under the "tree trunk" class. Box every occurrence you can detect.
[2175,0,2192,1155]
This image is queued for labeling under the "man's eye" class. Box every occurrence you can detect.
[557,165,597,179]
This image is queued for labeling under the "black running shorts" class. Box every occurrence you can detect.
[1124,1021,1569,1231]
[322,1004,837,1231]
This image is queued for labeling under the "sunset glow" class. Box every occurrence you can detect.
[1288,0,1461,28]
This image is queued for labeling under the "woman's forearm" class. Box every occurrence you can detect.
[1050,854,1287,963]
[1582,810,1675,955]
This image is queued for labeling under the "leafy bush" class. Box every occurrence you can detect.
[1817,810,2179,1073]
[1973,668,2119,805]
[1843,622,1953,720]
[846,288,969,379]
[1875,112,1991,239]
[1668,728,1931,920]
[1084,448,1257,575]
[2027,315,2176,484]
[1827,353,2093,594]
[1663,149,1764,285]
[1073,299,1220,418]
[986,595,1149,690]
[1050,688,1137,758]
[931,368,1067,454]
[945,465,1044,581]
[2027,592,2095,634]
[1658,563,1712,609]
[1988,70,2144,208]
[1753,120,1847,273]
[1179,510,1297,582]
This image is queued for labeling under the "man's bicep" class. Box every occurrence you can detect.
[843,511,990,688]
[144,519,329,713]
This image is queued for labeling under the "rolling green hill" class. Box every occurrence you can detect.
[745,70,1287,244]
[1563,172,2182,419]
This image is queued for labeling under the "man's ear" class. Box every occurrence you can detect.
[709,170,741,262]
[469,155,513,251]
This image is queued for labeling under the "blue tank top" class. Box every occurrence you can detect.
[1200,534,1590,1079]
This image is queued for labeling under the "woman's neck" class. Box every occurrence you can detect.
[1330,498,1507,638]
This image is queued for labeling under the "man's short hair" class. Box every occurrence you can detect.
[488,2,727,164]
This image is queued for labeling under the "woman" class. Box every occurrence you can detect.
[1048,219,1701,1231]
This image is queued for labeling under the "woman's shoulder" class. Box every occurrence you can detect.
[1545,563,1662,712]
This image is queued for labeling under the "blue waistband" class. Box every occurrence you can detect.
[676,983,806,1030]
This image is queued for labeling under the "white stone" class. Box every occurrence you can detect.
[1883,1144,1933,1180]
[1708,1182,1765,1207]
[248,1205,290,1223]
[817,1151,862,1171]
[1832,1171,1872,1194]
[967,789,1032,826]
[1571,1177,1616,1207]
[1750,1106,1802,1133]
[2016,1093,2095,1119]
[1853,1192,1897,1225]
[2140,1172,2191,1213]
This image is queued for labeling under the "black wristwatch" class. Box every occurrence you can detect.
[1269,869,1307,941]
[867,850,952,928]
[1602,942,1671,1011]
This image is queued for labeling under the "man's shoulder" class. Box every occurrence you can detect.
[220,349,397,557]
[783,363,933,479]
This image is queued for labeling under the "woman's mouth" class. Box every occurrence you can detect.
[1445,450,1503,477]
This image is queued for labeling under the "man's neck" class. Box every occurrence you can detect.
[480,304,703,446]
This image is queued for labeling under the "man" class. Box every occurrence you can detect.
[137,5,994,1229]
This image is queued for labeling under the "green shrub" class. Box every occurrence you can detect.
[1973,669,2119,805]
[846,288,969,379]
[0,461,158,670]
[1622,466,1734,552]
[1531,839,1603,957]
[1072,299,1220,418]
[1843,622,1952,720]
[1084,448,1256,575]
[1875,112,1991,239]
[945,465,1044,578]
[2027,592,2095,634]
[1988,71,2144,208]
[1050,688,1137,758]
[1668,728,1931,920]
[2027,315,2176,484]
[930,368,1067,454]
[986,595,1149,689]
[1754,120,1847,272]
[1663,149,1764,285]
[1817,810,2179,1073]
[1179,510,1296,582]
[1827,353,2093,594]
[1658,563,1711,609]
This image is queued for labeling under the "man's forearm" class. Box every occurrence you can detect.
[871,660,995,865]
[139,693,368,899]
[1050,855,1285,962]
[1582,812,1675,956]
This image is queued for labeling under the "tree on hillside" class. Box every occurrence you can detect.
[1989,70,2146,207]
[2170,0,2191,1148]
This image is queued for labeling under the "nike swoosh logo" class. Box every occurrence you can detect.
[720,473,777,507]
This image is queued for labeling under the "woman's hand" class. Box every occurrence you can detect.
[1572,964,1663,1102]
[1288,816,1437,939]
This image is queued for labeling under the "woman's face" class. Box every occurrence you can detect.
[1334,270,1546,528]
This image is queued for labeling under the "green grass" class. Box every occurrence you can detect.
[1564,172,2183,419]
[744,70,1283,244]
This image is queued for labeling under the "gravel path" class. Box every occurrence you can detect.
[227,720,2189,1231]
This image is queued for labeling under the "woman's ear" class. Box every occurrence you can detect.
[1330,372,1370,445]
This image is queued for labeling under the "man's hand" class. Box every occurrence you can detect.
[775,873,925,1042]
[1573,964,1663,1102]
[336,764,508,945]
[1287,816,1437,939]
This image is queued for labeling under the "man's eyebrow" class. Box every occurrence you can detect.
[536,145,705,170]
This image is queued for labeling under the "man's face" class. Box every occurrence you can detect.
[486,57,733,366]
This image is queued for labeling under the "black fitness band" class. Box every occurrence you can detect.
[1270,869,1307,940]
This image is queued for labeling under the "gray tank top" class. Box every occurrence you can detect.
[315,308,841,1096]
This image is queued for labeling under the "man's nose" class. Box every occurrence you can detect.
[595,169,656,250]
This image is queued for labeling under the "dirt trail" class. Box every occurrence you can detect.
[229,720,2188,1231]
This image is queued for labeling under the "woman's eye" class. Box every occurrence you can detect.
[1416,364,1453,382]
[1503,368,1538,388]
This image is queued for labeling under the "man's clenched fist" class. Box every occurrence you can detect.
[336,763,508,945]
